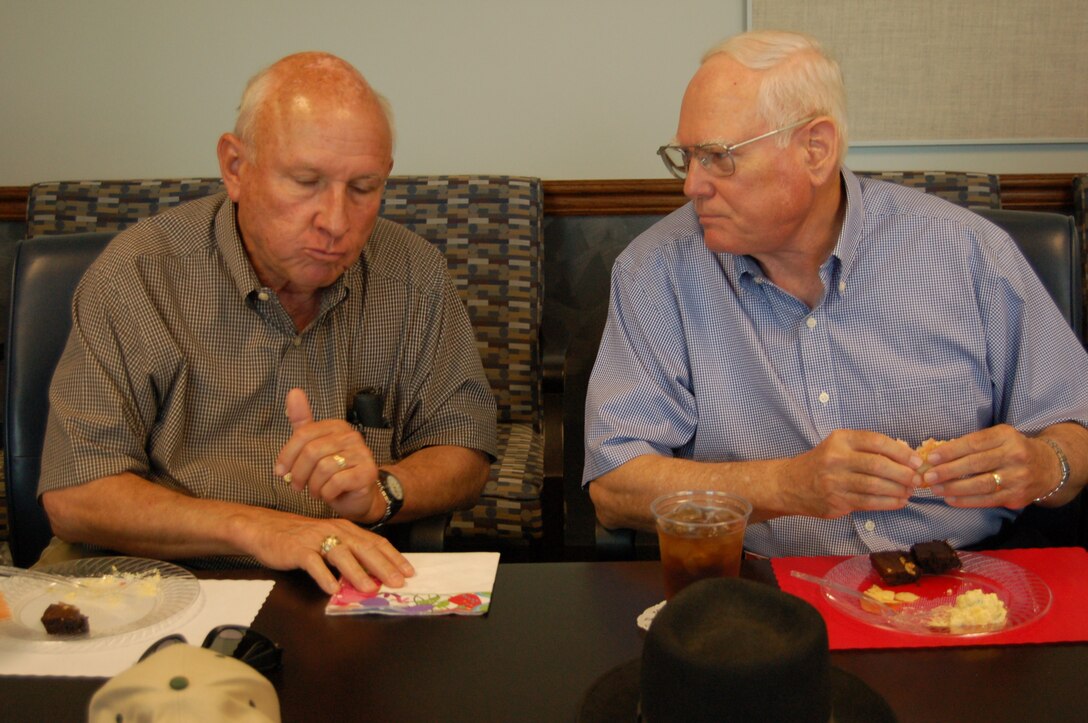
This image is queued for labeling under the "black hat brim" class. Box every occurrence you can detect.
[578,659,640,723]
[579,659,896,723]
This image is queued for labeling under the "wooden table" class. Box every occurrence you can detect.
[1,560,1085,721]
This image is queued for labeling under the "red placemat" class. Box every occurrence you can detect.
[773,547,1088,650]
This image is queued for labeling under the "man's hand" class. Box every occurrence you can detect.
[921,424,1065,507]
[777,429,918,518]
[43,470,415,597]
[238,509,415,596]
[275,388,383,522]
[591,430,921,532]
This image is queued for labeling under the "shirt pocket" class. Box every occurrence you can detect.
[870,380,989,446]
[358,426,394,466]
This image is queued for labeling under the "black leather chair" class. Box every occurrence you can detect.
[980,208,1083,340]
[4,232,112,567]
[979,209,1085,548]
[3,231,445,568]
[591,207,1086,558]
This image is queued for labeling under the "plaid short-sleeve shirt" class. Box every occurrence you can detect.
[41,194,496,562]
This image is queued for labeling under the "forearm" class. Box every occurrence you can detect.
[42,472,291,559]
[1034,422,1088,507]
[588,454,789,532]
[382,445,490,522]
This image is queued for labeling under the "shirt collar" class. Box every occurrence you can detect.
[833,166,866,285]
[213,198,262,299]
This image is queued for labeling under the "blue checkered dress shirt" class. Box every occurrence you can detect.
[584,169,1088,556]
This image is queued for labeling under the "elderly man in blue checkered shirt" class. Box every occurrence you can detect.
[584,30,1088,557]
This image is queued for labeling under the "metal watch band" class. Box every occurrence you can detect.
[368,470,403,530]
[1034,438,1069,503]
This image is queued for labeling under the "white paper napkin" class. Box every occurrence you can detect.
[326,552,500,615]
[0,579,274,677]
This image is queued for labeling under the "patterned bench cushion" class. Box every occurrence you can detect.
[27,179,227,237]
[855,170,1001,209]
[379,176,543,427]
[23,176,546,545]
[449,423,544,542]
[379,177,545,543]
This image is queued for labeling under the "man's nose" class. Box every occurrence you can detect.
[316,185,350,238]
[683,160,713,200]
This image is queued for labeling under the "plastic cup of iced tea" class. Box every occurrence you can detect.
[651,490,753,600]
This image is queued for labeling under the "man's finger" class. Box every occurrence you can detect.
[285,387,315,431]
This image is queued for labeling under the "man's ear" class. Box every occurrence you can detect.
[802,118,840,185]
[217,133,246,202]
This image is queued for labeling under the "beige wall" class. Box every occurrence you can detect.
[1,0,1084,185]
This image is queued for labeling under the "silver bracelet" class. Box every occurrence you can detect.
[1034,438,1069,503]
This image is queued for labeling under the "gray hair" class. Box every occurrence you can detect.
[702,31,848,163]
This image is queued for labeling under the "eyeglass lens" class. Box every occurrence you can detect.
[658,145,735,180]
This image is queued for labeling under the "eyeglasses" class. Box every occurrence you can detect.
[140,625,283,675]
[657,117,815,180]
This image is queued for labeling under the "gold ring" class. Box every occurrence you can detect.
[333,454,347,469]
[992,472,1002,492]
[283,472,293,485]
[320,535,341,556]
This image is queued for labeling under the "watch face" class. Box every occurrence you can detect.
[383,473,404,500]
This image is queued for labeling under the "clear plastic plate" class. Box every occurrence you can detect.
[821,552,1052,637]
[0,557,203,652]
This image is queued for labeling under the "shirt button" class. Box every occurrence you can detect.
[293,336,302,347]
[838,281,847,293]
[754,277,765,285]
[257,291,270,301]
[864,520,876,532]
[818,391,830,404]
[806,317,817,329]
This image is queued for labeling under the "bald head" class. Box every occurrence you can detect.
[216,51,397,300]
[234,52,394,159]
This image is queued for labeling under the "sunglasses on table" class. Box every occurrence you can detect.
[140,625,283,675]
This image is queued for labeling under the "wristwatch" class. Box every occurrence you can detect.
[369,470,405,530]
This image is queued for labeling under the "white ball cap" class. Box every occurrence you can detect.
[89,644,280,722]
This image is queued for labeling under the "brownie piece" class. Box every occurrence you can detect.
[40,602,89,635]
[911,540,962,574]
[869,551,920,585]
